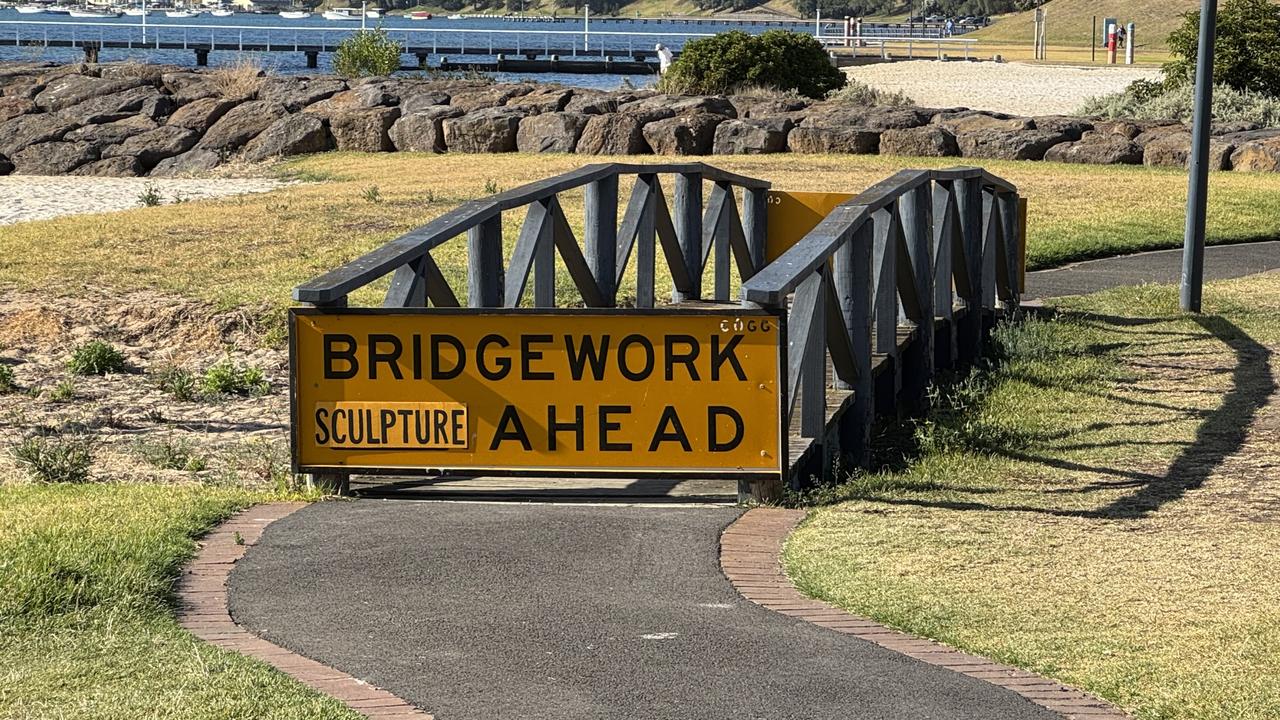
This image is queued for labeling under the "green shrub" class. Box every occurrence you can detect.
[200,358,269,398]
[0,364,15,393]
[132,435,207,472]
[153,365,198,401]
[826,77,915,107]
[1077,80,1280,126]
[659,30,846,99]
[67,341,127,376]
[11,435,95,484]
[45,379,77,403]
[333,27,403,79]
[1166,0,1280,97]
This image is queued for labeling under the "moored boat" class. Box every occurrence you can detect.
[122,6,149,14]
[210,7,233,16]
[363,8,378,18]
[322,8,358,20]
[408,10,431,19]
[69,7,122,17]
[279,9,309,17]
[165,8,197,16]
[15,5,47,14]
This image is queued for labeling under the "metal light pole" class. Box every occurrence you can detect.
[1181,0,1217,313]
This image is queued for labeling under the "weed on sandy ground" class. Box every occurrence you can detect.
[785,273,1280,720]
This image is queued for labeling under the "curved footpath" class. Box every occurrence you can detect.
[188,243,1280,720]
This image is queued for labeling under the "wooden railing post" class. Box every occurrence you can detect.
[955,176,984,365]
[871,206,900,417]
[837,222,874,468]
[931,180,957,370]
[673,172,702,303]
[534,199,556,308]
[635,174,657,308]
[981,189,999,322]
[996,191,1021,307]
[585,174,619,306]
[468,214,504,308]
[898,183,934,412]
[743,186,768,272]
[711,182,733,302]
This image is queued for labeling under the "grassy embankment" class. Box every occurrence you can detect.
[969,0,1190,64]
[786,275,1280,720]
[1,152,1278,718]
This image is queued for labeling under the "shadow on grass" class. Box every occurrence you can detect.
[839,311,1275,521]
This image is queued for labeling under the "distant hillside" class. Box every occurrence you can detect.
[971,0,1197,49]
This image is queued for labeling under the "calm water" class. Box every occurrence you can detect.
[0,9,821,88]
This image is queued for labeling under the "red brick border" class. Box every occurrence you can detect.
[176,502,433,720]
[721,508,1129,720]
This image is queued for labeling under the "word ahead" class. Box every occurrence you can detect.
[291,310,783,476]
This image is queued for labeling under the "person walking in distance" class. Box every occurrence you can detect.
[655,43,674,74]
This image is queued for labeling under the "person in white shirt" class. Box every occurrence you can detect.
[655,43,674,74]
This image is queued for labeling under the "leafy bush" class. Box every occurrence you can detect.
[67,341,127,376]
[333,27,403,79]
[1077,80,1280,127]
[0,364,15,393]
[1166,0,1280,97]
[659,30,845,99]
[153,365,198,401]
[11,435,95,484]
[45,379,76,403]
[199,358,269,398]
[827,77,916,107]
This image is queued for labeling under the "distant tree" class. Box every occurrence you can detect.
[1165,0,1280,97]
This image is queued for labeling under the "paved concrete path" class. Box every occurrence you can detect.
[1025,241,1280,298]
[230,501,1059,720]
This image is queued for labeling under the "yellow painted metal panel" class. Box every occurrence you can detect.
[765,190,856,262]
[292,310,782,474]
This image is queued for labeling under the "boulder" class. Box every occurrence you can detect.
[0,154,12,176]
[243,113,333,162]
[1228,134,1280,172]
[0,96,34,123]
[150,148,222,176]
[0,113,79,157]
[103,125,200,170]
[1212,121,1261,136]
[564,90,618,115]
[933,110,1033,134]
[258,76,346,112]
[858,106,936,130]
[956,129,1069,161]
[56,85,170,124]
[730,94,810,119]
[449,84,534,112]
[506,87,573,115]
[71,155,143,177]
[1143,131,1235,170]
[787,126,880,154]
[390,106,465,153]
[620,94,736,126]
[576,113,646,155]
[166,97,239,132]
[65,114,157,145]
[161,72,219,104]
[516,112,589,153]
[329,106,401,152]
[1133,124,1188,148]
[1032,115,1094,141]
[400,90,451,114]
[198,100,288,152]
[1092,120,1144,139]
[12,140,99,174]
[1043,132,1143,165]
[33,74,146,112]
[351,81,399,108]
[879,125,958,157]
[2,77,42,100]
[96,62,177,85]
[712,117,791,155]
[642,113,725,155]
[443,108,523,153]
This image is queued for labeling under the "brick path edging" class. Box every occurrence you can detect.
[721,508,1130,720]
[175,502,433,720]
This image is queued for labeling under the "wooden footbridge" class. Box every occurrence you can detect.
[290,162,1023,502]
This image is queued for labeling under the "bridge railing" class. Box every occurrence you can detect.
[294,162,771,311]
[741,167,1022,488]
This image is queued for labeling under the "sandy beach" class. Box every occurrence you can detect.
[0,176,287,226]
[846,61,1162,116]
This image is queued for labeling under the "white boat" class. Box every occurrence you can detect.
[446,12,461,19]
[322,8,358,20]
[165,8,197,16]
[69,7,122,16]
[15,5,47,14]
[363,8,378,18]
[45,4,71,11]
[210,7,233,16]
[122,7,150,15]
[279,9,309,18]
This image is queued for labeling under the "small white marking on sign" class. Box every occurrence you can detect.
[641,632,679,640]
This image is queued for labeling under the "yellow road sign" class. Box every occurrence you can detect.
[291,309,783,475]
[765,190,855,263]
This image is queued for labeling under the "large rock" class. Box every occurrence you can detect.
[65,114,157,145]
[0,113,79,157]
[879,125,958,157]
[2,77,42,100]
[166,97,239,132]
[449,84,534,112]
[1228,133,1280,172]
[1092,120,1145,139]
[56,85,171,124]
[329,106,400,152]
[351,81,399,108]
[33,74,146,112]
[576,113,646,155]
[506,87,573,115]
[389,105,465,153]
[12,140,99,174]
[243,113,333,162]
[71,155,143,177]
[564,90,618,115]
[0,96,34,123]
[642,113,724,155]
[620,94,736,126]
[0,154,11,176]
[96,62,176,85]
[858,105,936,130]
[1032,115,1094,141]
[956,129,1069,161]
[787,126,879,154]
[443,108,523,153]
[258,76,346,112]
[150,148,222,176]
[516,112,588,153]
[103,125,200,169]
[1142,131,1235,170]
[712,117,791,155]
[161,71,219,104]
[400,90,451,114]
[730,94,810,119]
[1043,132,1143,165]
[933,110,1033,134]
[198,100,288,152]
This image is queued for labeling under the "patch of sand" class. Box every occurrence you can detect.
[0,176,287,226]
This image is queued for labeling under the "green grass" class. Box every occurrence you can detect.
[784,273,1280,720]
[0,483,360,720]
[0,153,1277,313]
[972,0,1198,50]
